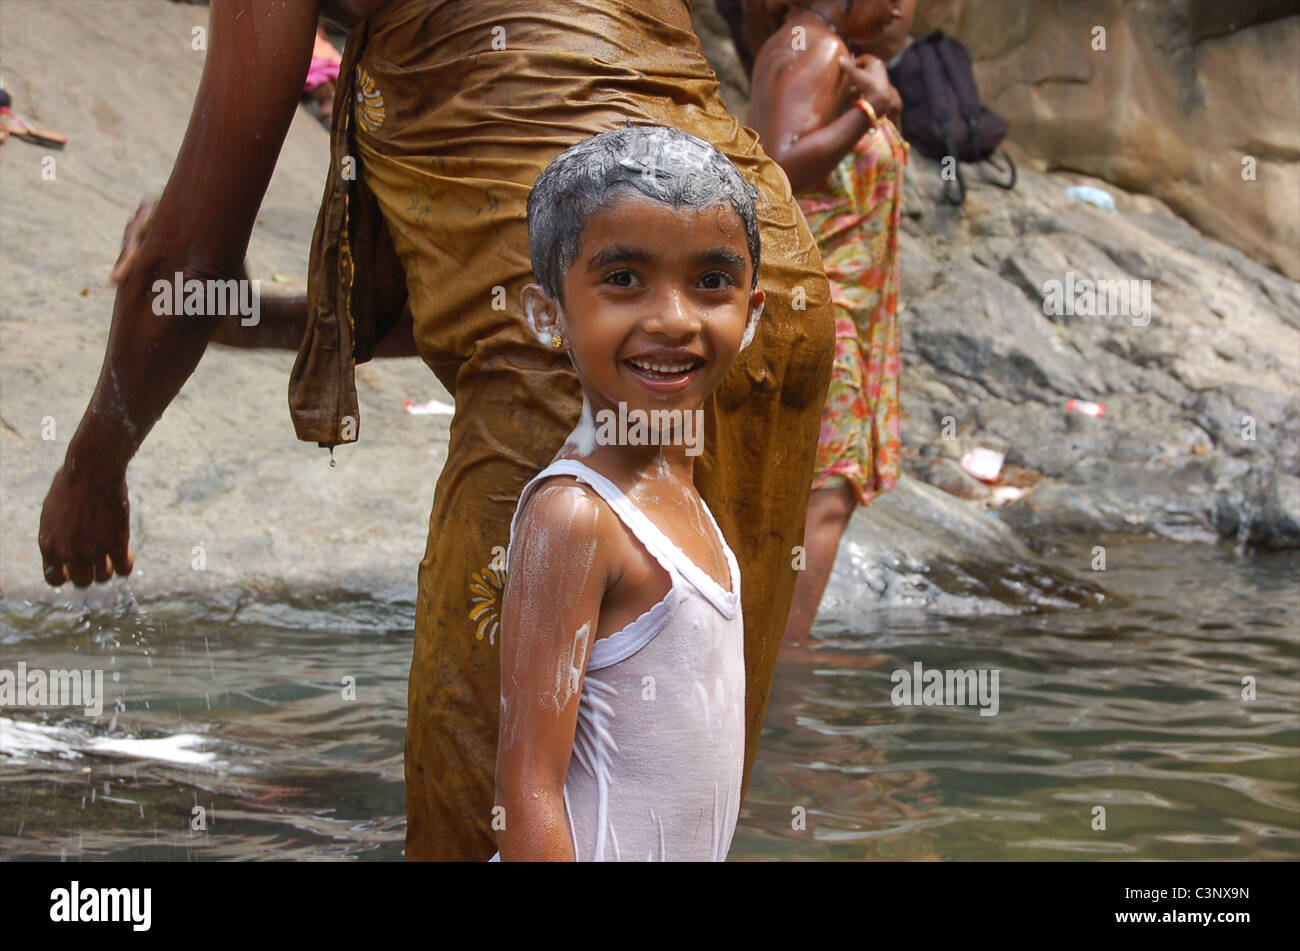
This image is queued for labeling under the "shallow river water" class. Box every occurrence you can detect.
[1,538,1296,861]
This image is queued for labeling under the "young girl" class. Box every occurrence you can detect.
[492,126,766,861]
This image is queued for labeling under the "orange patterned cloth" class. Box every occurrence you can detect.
[797,117,908,506]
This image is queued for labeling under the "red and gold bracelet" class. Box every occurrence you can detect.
[853,97,878,129]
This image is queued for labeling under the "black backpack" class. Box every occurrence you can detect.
[889,30,1016,204]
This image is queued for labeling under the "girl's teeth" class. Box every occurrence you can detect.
[631,359,692,374]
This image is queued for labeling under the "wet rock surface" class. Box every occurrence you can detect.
[825,476,1108,617]
[895,151,1299,552]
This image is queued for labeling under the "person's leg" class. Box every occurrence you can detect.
[777,310,877,645]
[783,482,856,645]
[352,133,585,859]
[405,353,580,861]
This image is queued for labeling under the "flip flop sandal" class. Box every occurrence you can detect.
[0,106,67,149]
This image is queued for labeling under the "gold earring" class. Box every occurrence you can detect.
[551,333,564,350]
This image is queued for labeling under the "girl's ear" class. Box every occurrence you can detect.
[521,283,562,348]
[740,288,765,352]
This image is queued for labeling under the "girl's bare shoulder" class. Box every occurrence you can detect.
[514,473,649,588]
[518,476,606,533]
[515,476,628,563]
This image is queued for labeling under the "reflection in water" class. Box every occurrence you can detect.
[1,592,410,861]
[734,541,1299,861]
[1,541,1296,861]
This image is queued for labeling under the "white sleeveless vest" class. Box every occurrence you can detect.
[495,458,745,861]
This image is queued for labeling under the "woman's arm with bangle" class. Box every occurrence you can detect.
[748,32,892,193]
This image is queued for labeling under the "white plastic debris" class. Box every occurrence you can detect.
[1065,185,1116,213]
[404,397,455,416]
[1066,398,1106,417]
[961,447,1005,483]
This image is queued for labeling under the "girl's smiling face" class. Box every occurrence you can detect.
[528,194,764,430]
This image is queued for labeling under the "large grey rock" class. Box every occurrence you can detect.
[910,1,1300,281]
[895,150,1298,549]
[821,475,1106,618]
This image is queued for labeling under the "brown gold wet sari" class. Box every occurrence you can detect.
[292,0,833,860]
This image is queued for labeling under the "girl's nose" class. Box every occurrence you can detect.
[644,287,700,338]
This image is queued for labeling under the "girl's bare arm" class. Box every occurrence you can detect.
[495,481,614,861]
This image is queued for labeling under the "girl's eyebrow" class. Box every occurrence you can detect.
[586,245,747,273]
[694,247,747,273]
[586,245,653,271]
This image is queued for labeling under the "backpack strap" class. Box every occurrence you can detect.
[979,148,1018,190]
[933,36,982,152]
[916,38,965,204]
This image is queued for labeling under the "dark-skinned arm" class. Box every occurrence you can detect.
[39,0,321,588]
[748,32,896,194]
[113,199,417,356]
[212,296,416,357]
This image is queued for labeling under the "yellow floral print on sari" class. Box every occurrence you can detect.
[354,66,385,134]
[468,559,505,646]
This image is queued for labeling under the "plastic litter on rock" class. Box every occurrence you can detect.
[990,485,1028,506]
[1065,185,1116,213]
[404,397,455,416]
[1066,398,1106,417]
[961,447,1005,483]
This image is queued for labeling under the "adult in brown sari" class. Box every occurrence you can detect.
[38,0,833,860]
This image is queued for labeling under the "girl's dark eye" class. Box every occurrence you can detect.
[604,269,638,287]
[700,271,735,290]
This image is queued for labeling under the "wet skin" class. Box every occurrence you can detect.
[747,0,917,644]
[498,196,763,861]
[37,0,417,590]
[747,0,904,193]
